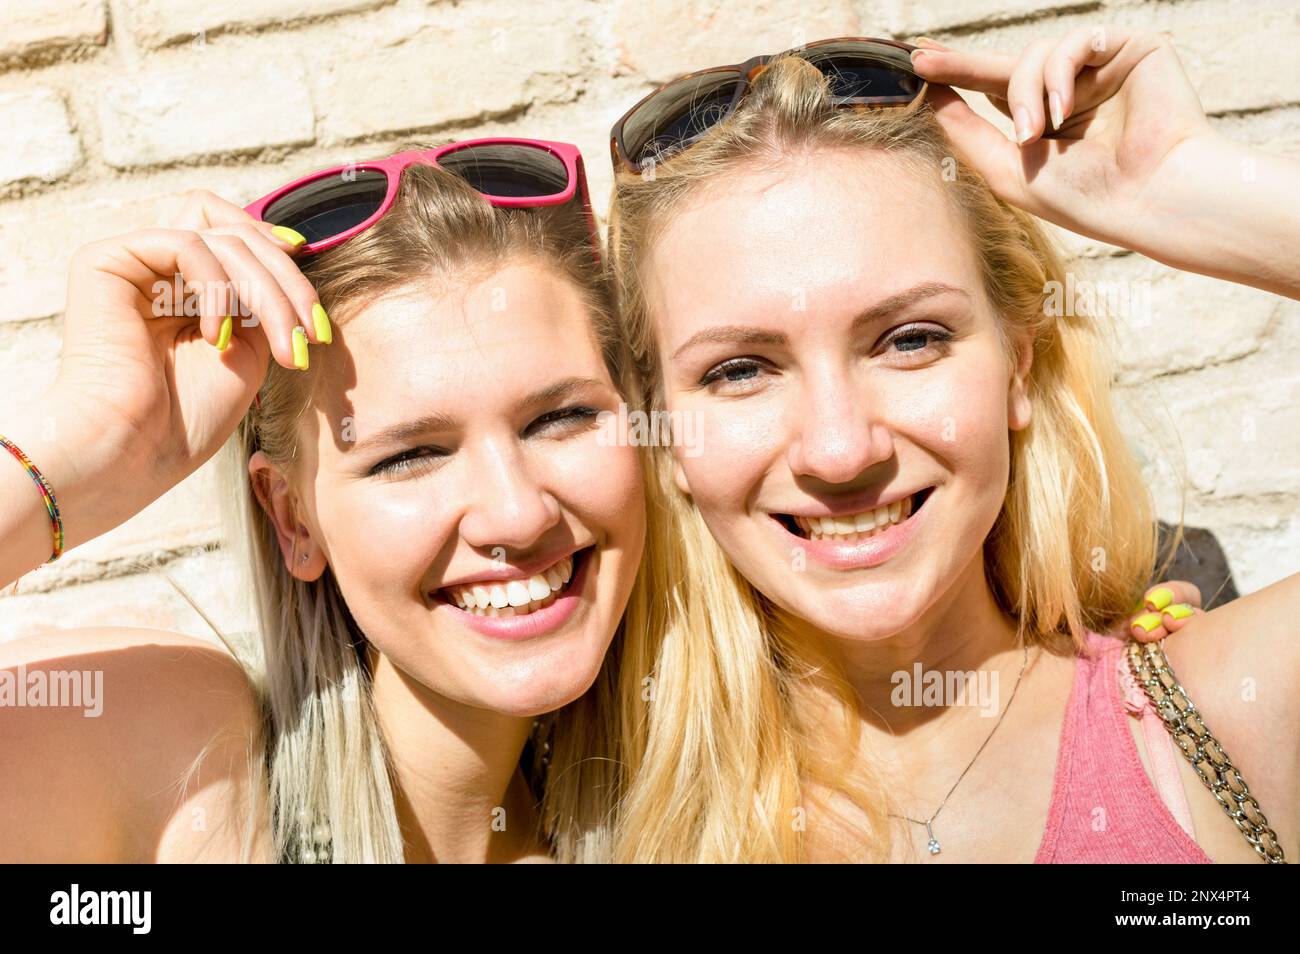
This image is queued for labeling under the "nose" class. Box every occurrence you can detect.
[456,435,562,553]
[785,366,895,486]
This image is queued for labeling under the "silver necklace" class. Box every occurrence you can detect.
[889,642,1030,856]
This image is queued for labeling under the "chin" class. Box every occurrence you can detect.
[762,570,931,643]
[470,645,607,718]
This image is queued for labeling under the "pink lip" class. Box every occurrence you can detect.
[435,547,594,641]
[770,491,931,570]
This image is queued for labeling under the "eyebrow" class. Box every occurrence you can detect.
[351,376,608,454]
[670,281,971,361]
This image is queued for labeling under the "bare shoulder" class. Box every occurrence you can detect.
[1160,573,1300,857]
[0,626,269,862]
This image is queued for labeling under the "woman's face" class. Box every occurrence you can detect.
[256,258,645,717]
[645,148,1032,642]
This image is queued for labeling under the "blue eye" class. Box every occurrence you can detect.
[700,358,765,388]
[884,324,954,356]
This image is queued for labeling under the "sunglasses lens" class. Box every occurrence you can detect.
[439,143,570,198]
[800,42,923,101]
[262,169,388,243]
[622,72,743,167]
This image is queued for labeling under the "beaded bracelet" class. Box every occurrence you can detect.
[0,434,64,564]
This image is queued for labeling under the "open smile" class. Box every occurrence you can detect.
[439,547,591,617]
[773,487,935,542]
[431,545,597,641]
[769,487,935,569]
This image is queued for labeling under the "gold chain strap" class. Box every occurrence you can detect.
[1125,640,1286,863]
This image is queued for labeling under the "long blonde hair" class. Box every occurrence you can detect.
[603,57,1166,861]
[207,154,656,862]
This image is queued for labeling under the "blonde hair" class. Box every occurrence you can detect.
[604,58,1167,861]
[206,153,653,862]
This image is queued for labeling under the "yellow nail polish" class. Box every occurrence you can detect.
[1164,603,1195,620]
[271,225,307,247]
[292,326,309,369]
[1131,612,1163,634]
[215,315,233,351]
[1146,586,1175,611]
[312,302,332,344]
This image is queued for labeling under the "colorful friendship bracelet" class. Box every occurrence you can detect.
[0,434,64,564]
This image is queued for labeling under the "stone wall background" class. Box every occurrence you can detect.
[1,0,1297,647]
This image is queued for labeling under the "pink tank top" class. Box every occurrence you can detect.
[1034,630,1212,863]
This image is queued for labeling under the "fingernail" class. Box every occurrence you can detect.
[910,48,931,64]
[292,326,309,369]
[215,315,233,351]
[1013,107,1031,144]
[1131,612,1163,634]
[915,36,951,50]
[312,302,332,344]
[1164,603,1195,621]
[271,225,307,247]
[1146,586,1175,612]
[1048,90,1063,130]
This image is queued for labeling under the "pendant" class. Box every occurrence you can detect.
[926,821,941,855]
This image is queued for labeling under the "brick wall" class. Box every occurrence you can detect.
[1,0,1297,645]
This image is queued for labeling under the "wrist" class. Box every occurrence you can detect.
[1,390,146,569]
[1129,132,1300,297]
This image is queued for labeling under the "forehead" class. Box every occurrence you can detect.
[316,260,606,419]
[647,147,981,319]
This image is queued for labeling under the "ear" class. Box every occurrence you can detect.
[672,451,691,498]
[248,449,326,581]
[1007,330,1034,432]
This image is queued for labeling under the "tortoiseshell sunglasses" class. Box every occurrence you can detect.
[610,37,928,173]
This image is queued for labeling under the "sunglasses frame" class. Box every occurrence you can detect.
[610,36,927,173]
[244,137,599,258]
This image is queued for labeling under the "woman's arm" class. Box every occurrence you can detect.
[1,191,324,591]
[911,29,1300,300]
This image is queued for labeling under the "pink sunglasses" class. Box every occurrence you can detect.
[244,137,599,258]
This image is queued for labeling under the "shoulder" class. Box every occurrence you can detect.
[1159,573,1300,857]
[0,626,268,862]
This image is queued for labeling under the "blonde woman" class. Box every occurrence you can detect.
[0,142,651,862]
[604,32,1298,862]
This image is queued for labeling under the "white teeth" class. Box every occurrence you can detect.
[790,494,918,542]
[444,552,581,616]
[506,580,532,607]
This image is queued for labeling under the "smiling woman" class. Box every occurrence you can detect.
[605,50,1299,863]
[0,146,653,863]
[236,167,648,861]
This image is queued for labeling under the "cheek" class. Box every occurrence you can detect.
[552,437,645,538]
[676,397,786,513]
[319,482,451,597]
[904,357,1013,484]
[889,363,1008,462]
